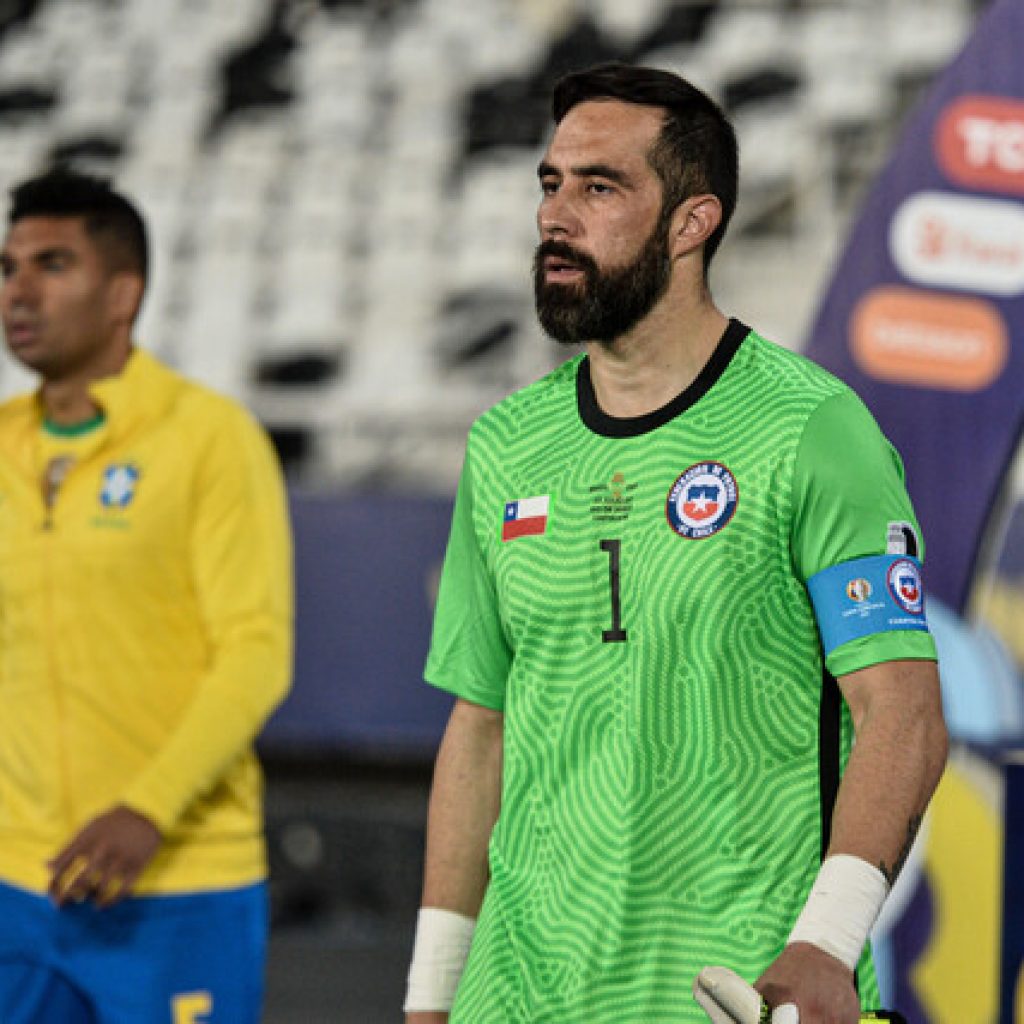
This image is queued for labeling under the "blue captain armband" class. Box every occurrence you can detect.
[807,554,930,658]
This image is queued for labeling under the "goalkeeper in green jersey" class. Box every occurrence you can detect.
[405,63,948,1024]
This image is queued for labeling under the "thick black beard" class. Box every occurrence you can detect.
[533,212,673,346]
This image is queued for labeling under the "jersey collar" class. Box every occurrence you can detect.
[576,318,750,438]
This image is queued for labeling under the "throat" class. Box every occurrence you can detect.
[586,309,731,418]
[41,382,101,431]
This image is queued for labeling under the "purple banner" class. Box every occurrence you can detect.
[805,0,1024,613]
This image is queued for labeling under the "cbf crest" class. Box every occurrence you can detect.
[99,463,140,509]
[666,462,738,539]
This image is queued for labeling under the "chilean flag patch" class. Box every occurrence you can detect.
[502,495,550,541]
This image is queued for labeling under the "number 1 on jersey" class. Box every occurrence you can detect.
[600,539,627,643]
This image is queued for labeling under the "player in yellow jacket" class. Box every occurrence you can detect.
[0,167,293,1023]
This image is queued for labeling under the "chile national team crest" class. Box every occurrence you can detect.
[887,558,925,615]
[666,462,739,539]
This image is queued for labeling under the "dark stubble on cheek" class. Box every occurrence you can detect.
[533,206,674,346]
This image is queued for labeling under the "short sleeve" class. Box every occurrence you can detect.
[791,390,938,677]
[424,441,511,710]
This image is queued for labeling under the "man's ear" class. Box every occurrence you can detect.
[669,194,723,262]
[107,272,145,326]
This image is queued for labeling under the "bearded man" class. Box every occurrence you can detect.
[403,63,947,1024]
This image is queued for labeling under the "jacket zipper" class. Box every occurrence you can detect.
[41,455,76,834]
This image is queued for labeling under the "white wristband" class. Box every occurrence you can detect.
[404,907,476,1013]
[787,854,889,972]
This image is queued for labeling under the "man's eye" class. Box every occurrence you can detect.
[540,180,559,195]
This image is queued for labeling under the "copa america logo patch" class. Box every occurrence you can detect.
[666,462,738,539]
[887,558,924,615]
[99,463,140,509]
[847,578,872,602]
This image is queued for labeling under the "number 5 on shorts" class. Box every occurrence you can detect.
[172,991,212,1024]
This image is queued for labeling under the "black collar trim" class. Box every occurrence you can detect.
[576,318,750,438]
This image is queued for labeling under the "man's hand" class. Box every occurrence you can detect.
[694,966,798,1024]
[47,804,162,908]
[406,1014,449,1023]
[755,942,860,1024]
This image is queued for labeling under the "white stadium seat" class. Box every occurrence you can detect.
[0,0,979,486]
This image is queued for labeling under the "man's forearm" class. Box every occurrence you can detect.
[830,659,948,882]
[421,698,503,914]
[406,699,502,1022]
[120,621,292,832]
[752,660,947,1018]
[782,660,946,970]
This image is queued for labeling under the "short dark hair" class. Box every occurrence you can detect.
[8,166,148,282]
[552,63,738,271]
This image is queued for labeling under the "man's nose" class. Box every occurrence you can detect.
[538,191,581,240]
[1,269,35,309]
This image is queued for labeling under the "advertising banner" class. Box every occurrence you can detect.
[805,0,1023,615]
[804,1,1023,1019]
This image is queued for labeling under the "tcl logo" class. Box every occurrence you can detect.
[936,95,1024,195]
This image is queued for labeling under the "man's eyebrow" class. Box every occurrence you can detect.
[572,163,632,186]
[33,246,76,261]
[537,161,632,187]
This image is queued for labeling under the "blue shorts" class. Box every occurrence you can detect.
[0,879,267,1024]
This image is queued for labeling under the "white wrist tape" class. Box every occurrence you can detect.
[404,907,476,1013]
[787,854,889,972]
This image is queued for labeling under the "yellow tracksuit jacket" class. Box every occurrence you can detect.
[0,348,293,894]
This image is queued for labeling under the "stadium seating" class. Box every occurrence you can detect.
[0,0,980,487]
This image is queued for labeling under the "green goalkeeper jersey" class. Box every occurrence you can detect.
[425,320,937,1023]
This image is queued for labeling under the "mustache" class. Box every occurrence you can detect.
[533,240,599,276]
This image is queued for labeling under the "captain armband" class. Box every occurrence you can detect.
[787,854,889,972]
[404,907,476,1013]
[806,554,930,658]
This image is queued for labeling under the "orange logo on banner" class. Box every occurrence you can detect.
[936,95,1024,195]
[851,287,1008,391]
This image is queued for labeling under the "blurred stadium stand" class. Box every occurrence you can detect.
[0,0,981,494]
[0,0,990,1020]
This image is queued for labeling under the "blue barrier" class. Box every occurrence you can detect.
[261,493,455,758]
